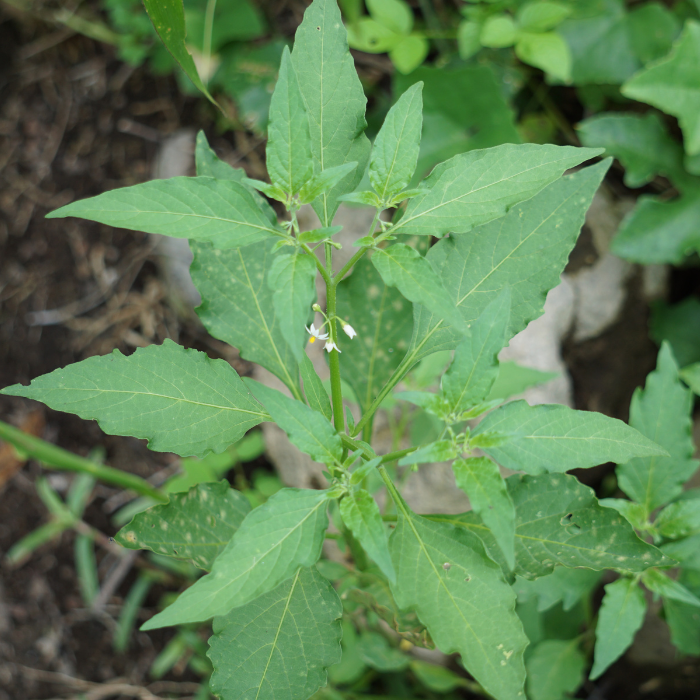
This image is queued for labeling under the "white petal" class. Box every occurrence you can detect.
[343,324,357,339]
[325,341,341,354]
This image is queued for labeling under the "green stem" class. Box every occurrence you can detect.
[339,434,416,465]
[202,0,218,88]
[333,208,381,284]
[0,420,168,503]
[325,243,345,434]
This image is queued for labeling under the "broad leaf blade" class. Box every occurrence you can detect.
[244,378,343,466]
[190,239,301,398]
[266,46,314,195]
[116,482,250,571]
[643,569,700,607]
[655,499,700,539]
[453,457,516,570]
[474,400,666,475]
[47,177,281,250]
[300,354,332,422]
[590,577,646,679]
[526,639,586,700]
[340,489,396,583]
[370,81,423,200]
[291,0,370,224]
[142,488,329,629]
[208,566,342,700]
[268,251,317,362]
[1,340,267,458]
[617,343,698,516]
[391,143,603,237]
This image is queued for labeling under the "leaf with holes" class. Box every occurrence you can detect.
[208,566,342,700]
[116,482,250,571]
[142,488,329,629]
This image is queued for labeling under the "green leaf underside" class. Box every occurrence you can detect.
[441,289,510,414]
[1,340,266,458]
[300,355,332,422]
[405,159,610,367]
[208,566,342,700]
[47,177,281,250]
[142,488,329,629]
[473,400,667,475]
[431,473,671,579]
[526,639,586,700]
[190,239,301,398]
[590,577,646,679]
[266,47,314,195]
[389,507,528,700]
[340,489,396,583]
[291,0,370,225]
[370,81,423,200]
[268,251,317,362]
[244,378,343,466]
[391,143,603,237]
[453,457,516,570]
[116,482,250,571]
[617,343,698,516]
[336,256,412,411]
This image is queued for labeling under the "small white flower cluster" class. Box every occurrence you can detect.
[305,320,356,353]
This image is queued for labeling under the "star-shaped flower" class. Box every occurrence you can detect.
[306,323,329,344]
[325,340,341,354]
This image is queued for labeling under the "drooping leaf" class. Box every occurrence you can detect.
[208,566,342,700]
[389,501,528,700]
[190,239,301,398]
[525,639,586,700]
[116,482,250,571]
[643,568,700,607]
[0,340,267,458]
[390,144,603,238]
[370,81,423,201]
[47,177,281,250]
[268,251,317,362]
[453,457,516,570]
[473,400,667,475]
[617,343,698,517]
[244,378,343,466]
[266,47,314,195]
[142,488,329,629]
[434,473,672,579]
[590,577,646,679]
[336,256,412,412]
[371,244,466,333]
[291,0,370,224]
[340,489,396,583]
[440,290,510,415]
[622,20,700,156]
[300,355,332,422]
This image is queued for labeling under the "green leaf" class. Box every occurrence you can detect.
[389,35,429,75]
[391,144,602,238]
[480,15,518,48]
[643,569,700,607]
[660,535,700,571]
[515,32,572,83]
[525,639,586,700]
[473,400,666,475]
[299,162,359,205]
[517,2,571,32]
[350,456,382,485]
[371,244,466,333]
[650,298,700,368]
[590,577,647,679]
[244,378,343,466]
[116,482,250,571]
[454,457,516,570]
[628,2,681,65]
[243,178,288,204]
[486,362,558,402]
[340,489,395,583]
[400,160,610,373]
[600,498,648,531]
[578,112,685,188]
[440,290,510,415]
[143,0,217,106]
[298,226,343,244]
[336,256,413,412]
[435,473,672,579]
[47,177,281,250]
[680,362,700,395]
[357,631,410,671]
[617,343,698,517]
[190,239,301,398]
[208,566,342,700]
[458,20,482,59]
[389,502,528,700]
[398,440,457,466]
[347,17,402,52]
[367,0,413,35]
[0,340,267,458]
[665,598,700,655]
[655,500,700,539]
[268,251,317,362]
[300,355,332,423]
[266,47,314,195]
[623,20,700,156]
[141,487,329,629]
[338,190,382,207]
[370,82,423,201]
[514,567,602,612]
[292,0,370,225]
[410,660,464,692]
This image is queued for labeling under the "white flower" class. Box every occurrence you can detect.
[325,340,341,354]
[342,323,357,339]
[306,323,329,345]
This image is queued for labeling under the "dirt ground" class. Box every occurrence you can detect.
[0,6,699,700]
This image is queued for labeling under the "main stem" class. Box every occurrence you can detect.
[325,242,345,434]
